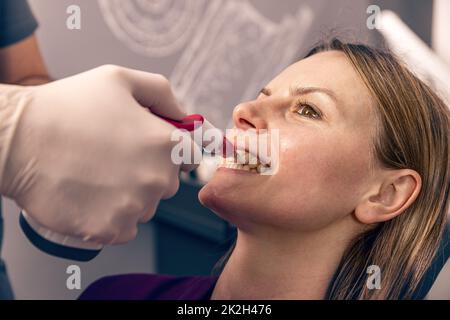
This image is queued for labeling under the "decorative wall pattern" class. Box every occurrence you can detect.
[98,0,314,129]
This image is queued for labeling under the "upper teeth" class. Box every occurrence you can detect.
[234,150,257,165]
[219,150,270,173]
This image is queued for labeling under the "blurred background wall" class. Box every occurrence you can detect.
[1,0,448,299]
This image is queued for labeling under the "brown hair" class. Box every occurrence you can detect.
[309,39,450,299]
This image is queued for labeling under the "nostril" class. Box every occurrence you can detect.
[239,118,255,129]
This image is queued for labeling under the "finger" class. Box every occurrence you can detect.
[124,69,186,120]
[180,135,202,172]
[161,172,180,199]
[139,195,161,223]
[172,127,203,173]
[111,226,139,245]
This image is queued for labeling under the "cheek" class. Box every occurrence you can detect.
[263,131,372,230]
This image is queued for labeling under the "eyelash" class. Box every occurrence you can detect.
[293,100,322,120]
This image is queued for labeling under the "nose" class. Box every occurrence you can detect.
[232,101,268,131]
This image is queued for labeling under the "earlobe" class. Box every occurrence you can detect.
[354,170,422,225]
[354,196,384,225]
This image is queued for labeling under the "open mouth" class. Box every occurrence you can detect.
[218,149,271,174]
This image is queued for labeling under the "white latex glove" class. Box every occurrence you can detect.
[0,65,192,245]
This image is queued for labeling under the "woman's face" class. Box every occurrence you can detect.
[199,51,379,232]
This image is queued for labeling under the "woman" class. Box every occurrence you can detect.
[80,39,450,300]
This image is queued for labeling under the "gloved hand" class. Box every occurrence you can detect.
[0,65,192,245]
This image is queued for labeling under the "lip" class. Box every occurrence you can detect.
[216,166,260,175]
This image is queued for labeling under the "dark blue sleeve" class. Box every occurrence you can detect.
[0,200,14,300]
[0,0,38,48]
[413,224,450,299]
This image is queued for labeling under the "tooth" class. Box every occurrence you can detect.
[257,164,270,174]
[219,160,261,173]
[248,153,258,167]
[225,156,235,164]
[236,150,247,164]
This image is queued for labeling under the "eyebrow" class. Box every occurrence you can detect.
[260,86,337,102]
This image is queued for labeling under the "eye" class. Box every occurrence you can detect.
[294,101,322,120]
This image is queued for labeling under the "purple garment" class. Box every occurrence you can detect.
[79,274,219,300]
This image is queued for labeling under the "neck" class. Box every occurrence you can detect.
[211,219,357,300]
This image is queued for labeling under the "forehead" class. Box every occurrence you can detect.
[268,51,374,121]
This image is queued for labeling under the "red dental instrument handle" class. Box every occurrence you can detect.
[157,114,204,131]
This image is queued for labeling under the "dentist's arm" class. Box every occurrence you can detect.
[0,34,51,85]
[0,65,187,245]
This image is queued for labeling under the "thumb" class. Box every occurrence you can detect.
[124,69,186,120]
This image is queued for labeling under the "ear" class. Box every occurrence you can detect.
[355,169,422,224]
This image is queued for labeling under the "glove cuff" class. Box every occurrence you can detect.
[0,85,32,195]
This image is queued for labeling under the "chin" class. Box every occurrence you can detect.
[198,182,221,212]
[199,180,261,231]
[199,181,235,219]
